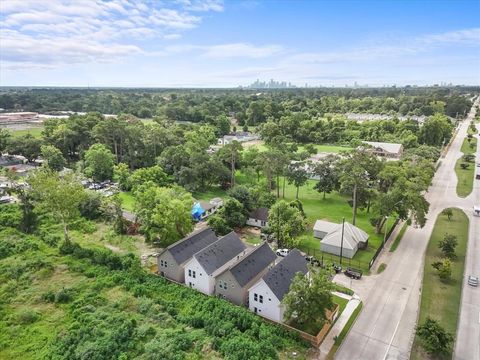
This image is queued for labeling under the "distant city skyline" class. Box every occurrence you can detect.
[1,0,479,87]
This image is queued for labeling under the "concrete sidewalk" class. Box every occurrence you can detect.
[317,292,362,359]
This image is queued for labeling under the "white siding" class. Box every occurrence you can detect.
[184,258,214,295]
[320,243,356,259]
[246,218,268,228]
[248,279,283,322]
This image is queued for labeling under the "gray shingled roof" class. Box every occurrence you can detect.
[194,232,247,275]
[248,207,269,222]
[262,249,308,301]
[229,242,276,287]
[166,228,218,265]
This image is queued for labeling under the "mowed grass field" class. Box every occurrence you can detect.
[411,208,469,360]
[455,136,477,197]
[7,126,44,138]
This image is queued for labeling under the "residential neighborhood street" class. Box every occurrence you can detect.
[336,98,480,360]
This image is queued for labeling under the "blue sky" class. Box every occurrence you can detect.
[1,0,479,87]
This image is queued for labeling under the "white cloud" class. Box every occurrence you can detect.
[163,42,284,58]
[0,0,220,68]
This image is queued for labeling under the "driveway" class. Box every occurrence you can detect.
[336,98,480,360]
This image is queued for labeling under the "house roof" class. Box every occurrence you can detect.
[320,222,369,250]
[193,231,247,275]
[313,220,339,234]
[363,141,403,154]
[261,249,308,301]
[248,207,269,222]
[164,228,218,265]
[227,242,276,287]
[199,201,215,212]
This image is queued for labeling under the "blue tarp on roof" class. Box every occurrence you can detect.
[191,202,205,221]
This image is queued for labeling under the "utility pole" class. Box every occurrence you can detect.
[339,217,345,265]
[352,183,357,226]
[383,216,389,247]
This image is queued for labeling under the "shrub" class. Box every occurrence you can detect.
[16,309,40,324]
[416,317,453,355]
[55,288,74,303]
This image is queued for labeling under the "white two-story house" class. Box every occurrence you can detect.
[247,249,308,323]
[184,232,247,295]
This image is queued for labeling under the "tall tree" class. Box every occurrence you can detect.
[286,162,309,199]
[313,155,340,199]
[268,200,306,248]
[219,141,243,187]
[29,169,86,242]
[134,184,193,245]
[283,267,335,325]
[41,145,66,171]
[84,143,115,182]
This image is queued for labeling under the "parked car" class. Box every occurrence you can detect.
[345,267,363,279]
[476,174,480,180]
[276,248,290,257]
[468,275,478,287]
[305,255,321,267]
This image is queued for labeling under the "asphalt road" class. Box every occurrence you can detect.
[335,98,480,360]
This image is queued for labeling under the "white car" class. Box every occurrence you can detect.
[468,275,478,287]
[276,248,290,257]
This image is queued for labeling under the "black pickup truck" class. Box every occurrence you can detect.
[345,267,363,279]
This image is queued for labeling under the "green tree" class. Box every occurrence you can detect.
[41,145,66,171]
[313,155,340,199]
[113,163,131,191]
[215,115,231,136]
[0,128,10,154]
[431,258,452,280]
[84,143,115,182]
[416,317,454,355]
[283,267,335,325]
[216,198,247,229]
[219,141,243,187]
[438,233,457,259]
[441,208,453,221]
[227,185,253,213]
[130,165,169,192]
[134,184,193,245]
[286,162,309,199]
[419,114,453,146]
[6,134,42,162]
[29,169,86,242]
[207,214,231,236]
[268,200,306,248]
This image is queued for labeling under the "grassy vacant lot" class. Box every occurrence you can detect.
[411,208,469,360]
[455,136,477,197]
[8,126,44,138]
[251,142,352,154]
[193,173,387,272]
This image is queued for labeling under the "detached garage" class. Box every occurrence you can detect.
[316,221,369,259]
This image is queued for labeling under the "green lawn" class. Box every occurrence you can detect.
[390,221,408,252]
[460,137,477,154]
[411,208,469,360]
[455,136,477,198]
[194,173,388,272]
[8,127,44,138]
[289,294,349,336]
[455,158,475,197]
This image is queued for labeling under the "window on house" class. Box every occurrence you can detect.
[254,293,258,301]
[188,269,192,277]
[223,281,228,290]
[165,261,167,268]
[259,295,264,304]
[192,271,196,279]
[160,260,164,267]
[261,221,266,226]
